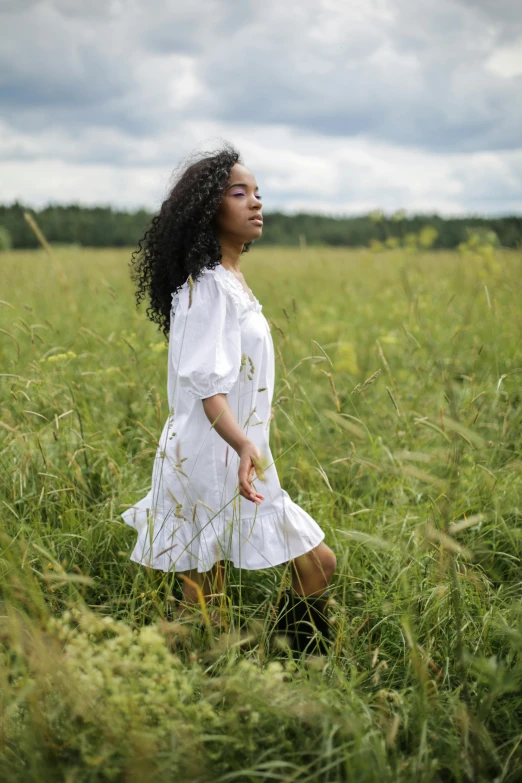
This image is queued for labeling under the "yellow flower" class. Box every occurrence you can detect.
[41,351,77,363]
[149,342,167,353]
[379,333,398,344]
[335,341,359,375]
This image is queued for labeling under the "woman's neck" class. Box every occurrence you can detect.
[219,238,244,274]
[220,260,241,275]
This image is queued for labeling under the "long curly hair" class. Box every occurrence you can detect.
[129,141,253,340]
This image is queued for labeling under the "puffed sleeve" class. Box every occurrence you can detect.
[170,272,242,400]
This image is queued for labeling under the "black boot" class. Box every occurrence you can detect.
[291,589,332,656]
[271,588,297,653]
[272,587,333,657]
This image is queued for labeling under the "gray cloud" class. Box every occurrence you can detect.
[202,0,522,153]
[0,0,521,213]
[455,0,522,37]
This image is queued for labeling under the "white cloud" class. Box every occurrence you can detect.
[486,39,522,78]
[2,120,520,216]
[0,158,169,209]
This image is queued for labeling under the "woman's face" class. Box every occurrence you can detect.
[214,163,263,242]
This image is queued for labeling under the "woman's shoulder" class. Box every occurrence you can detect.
[206,264,261,314]
[170,265,241,319]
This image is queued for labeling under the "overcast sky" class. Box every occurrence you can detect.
[1,0,521,216]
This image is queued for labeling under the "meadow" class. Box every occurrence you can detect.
[1,243,521,782]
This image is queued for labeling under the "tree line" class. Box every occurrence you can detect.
[1,201,521,250]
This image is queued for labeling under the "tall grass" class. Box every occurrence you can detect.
[1,244,521,781]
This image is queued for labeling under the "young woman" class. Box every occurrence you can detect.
[122,143,337,656]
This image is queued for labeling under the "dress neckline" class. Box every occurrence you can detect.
[214,264,262,312]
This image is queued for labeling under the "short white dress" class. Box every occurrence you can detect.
[121,263,326,574]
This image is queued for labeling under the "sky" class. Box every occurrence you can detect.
[1,0,522,216]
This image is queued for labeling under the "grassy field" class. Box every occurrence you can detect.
[1,244,522,782]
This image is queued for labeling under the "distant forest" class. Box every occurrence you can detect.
[1,201,521,250]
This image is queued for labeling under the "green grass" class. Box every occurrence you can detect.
[1,244,522,782]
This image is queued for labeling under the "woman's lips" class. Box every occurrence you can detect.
[250,217,263,224]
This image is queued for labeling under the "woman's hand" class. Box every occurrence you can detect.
[238,441,265,504]
[200,396,266,504]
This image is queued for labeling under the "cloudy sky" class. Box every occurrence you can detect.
[1,0,521,216]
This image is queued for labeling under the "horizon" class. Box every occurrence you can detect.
[2,200,521,222]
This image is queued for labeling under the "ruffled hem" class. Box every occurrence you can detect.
[121,493,326,574]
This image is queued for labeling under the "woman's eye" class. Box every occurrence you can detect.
[232,192,262,199]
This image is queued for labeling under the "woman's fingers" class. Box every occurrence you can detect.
[240,477,264,502]
[238,458,264,503]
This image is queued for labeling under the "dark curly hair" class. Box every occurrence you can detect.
[129,141,253,340]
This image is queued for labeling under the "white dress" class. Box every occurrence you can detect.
[121,263,325,574]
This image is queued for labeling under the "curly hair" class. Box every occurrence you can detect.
[129,141,253,340]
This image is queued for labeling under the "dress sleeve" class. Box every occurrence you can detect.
[170,272,242,400]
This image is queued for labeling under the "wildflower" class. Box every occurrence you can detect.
[149,342,167,353]
[40,351,77,363]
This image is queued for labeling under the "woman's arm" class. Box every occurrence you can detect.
[202,394,265,505]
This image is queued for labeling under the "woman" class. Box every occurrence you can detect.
[122,142,337,656]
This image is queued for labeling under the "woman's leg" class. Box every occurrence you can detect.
[177,560,226,624]
[290,542,337,596]
[271,543,337,655]
[180,562,224,603]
